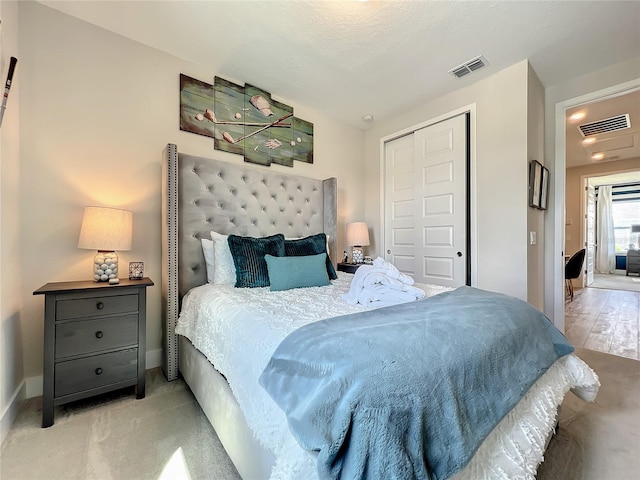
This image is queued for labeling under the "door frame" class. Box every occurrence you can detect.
[551,78,640,332]
[581,169,640,282]
[379,104,478,287]
[582,178,595,287]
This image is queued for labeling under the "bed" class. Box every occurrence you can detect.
[161,144,600,480]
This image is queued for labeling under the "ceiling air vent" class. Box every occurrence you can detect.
[578,114,631,136]
[449,55,488,79]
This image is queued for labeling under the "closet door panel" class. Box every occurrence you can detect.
[384,134,416,276]
[413,114,467,287]
[383,113,468,287]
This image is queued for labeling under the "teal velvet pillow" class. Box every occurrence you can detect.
[284,233,338,280]
[227,234,285,288]
[265,253,331,291]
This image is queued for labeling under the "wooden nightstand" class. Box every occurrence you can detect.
[627,249,640,276]
[34,277,153,428]
[337,263,363,274]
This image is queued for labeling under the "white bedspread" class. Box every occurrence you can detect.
[175,273,599,480]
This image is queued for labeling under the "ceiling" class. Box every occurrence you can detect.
[566,89,640,170]
[588,170,640,187]
[38,1,640,169]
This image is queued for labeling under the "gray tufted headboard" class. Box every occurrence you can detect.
[162,144,337,381]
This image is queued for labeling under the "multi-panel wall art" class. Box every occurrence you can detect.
[179,74,314,167]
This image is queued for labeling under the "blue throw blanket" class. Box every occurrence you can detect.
[259,286,574,480]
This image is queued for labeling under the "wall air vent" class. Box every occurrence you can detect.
[578,114,631,136]
[449,55,488,79]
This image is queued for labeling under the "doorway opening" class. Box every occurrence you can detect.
[561,88,640,360]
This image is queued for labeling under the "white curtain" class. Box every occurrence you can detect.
[595,185,615,274]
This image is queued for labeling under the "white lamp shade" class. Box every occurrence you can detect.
[78,206,133,251]
[346,222,370,247]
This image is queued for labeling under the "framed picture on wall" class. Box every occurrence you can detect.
[529,160,542,208]
[539,165,550,210]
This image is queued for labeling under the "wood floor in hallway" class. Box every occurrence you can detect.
[565,286,640,360]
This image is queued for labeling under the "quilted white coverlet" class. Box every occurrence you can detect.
[175,273,599,480]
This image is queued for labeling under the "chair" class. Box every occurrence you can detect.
[565,249,586,301]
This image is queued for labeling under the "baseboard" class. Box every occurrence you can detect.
[23,348,164,399]
[25,375,42,399]
[146,348,163,370]
[1,379,26,446]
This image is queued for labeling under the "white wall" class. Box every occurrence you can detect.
[526,64,546,311]
[363,61,532,301]
[1,0,24,444]
[13,2,365,397]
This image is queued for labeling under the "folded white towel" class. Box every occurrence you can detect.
[342,260,423,307]
[358,285,425,308]
[342,264,375,305]
[363,273,413,292]
[372,257,414,285]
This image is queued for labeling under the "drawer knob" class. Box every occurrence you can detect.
[95,331,104,339]
[95,368,103,375]
[96,302,104,310]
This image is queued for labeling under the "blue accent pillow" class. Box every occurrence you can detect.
[265,253,330,291]
[227,234,285,288]
[284,233,338,280]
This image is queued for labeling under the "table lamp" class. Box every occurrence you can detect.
[78,206,132,283]
[347,221,370,264]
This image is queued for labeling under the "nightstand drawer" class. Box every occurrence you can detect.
[56,294,138,320]
[55,314,138,359]
[55,348,138,397]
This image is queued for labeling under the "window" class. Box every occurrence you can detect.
[612,200,640,252]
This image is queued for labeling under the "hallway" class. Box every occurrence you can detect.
[565,286,640,360]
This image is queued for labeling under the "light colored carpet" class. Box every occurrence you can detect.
[589,273,640,292]
[2,348,638,480]
[537,347,640,480]
[0,369,240,480]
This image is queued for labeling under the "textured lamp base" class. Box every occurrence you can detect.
[93,250,118,282]
[352,246,364,264]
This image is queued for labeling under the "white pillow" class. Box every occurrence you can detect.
[210,231,236,285]
[201,238,215,283]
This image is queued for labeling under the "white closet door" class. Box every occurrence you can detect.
[413,115,467,287]
[383,114,467,287]
[384,134,416,276]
